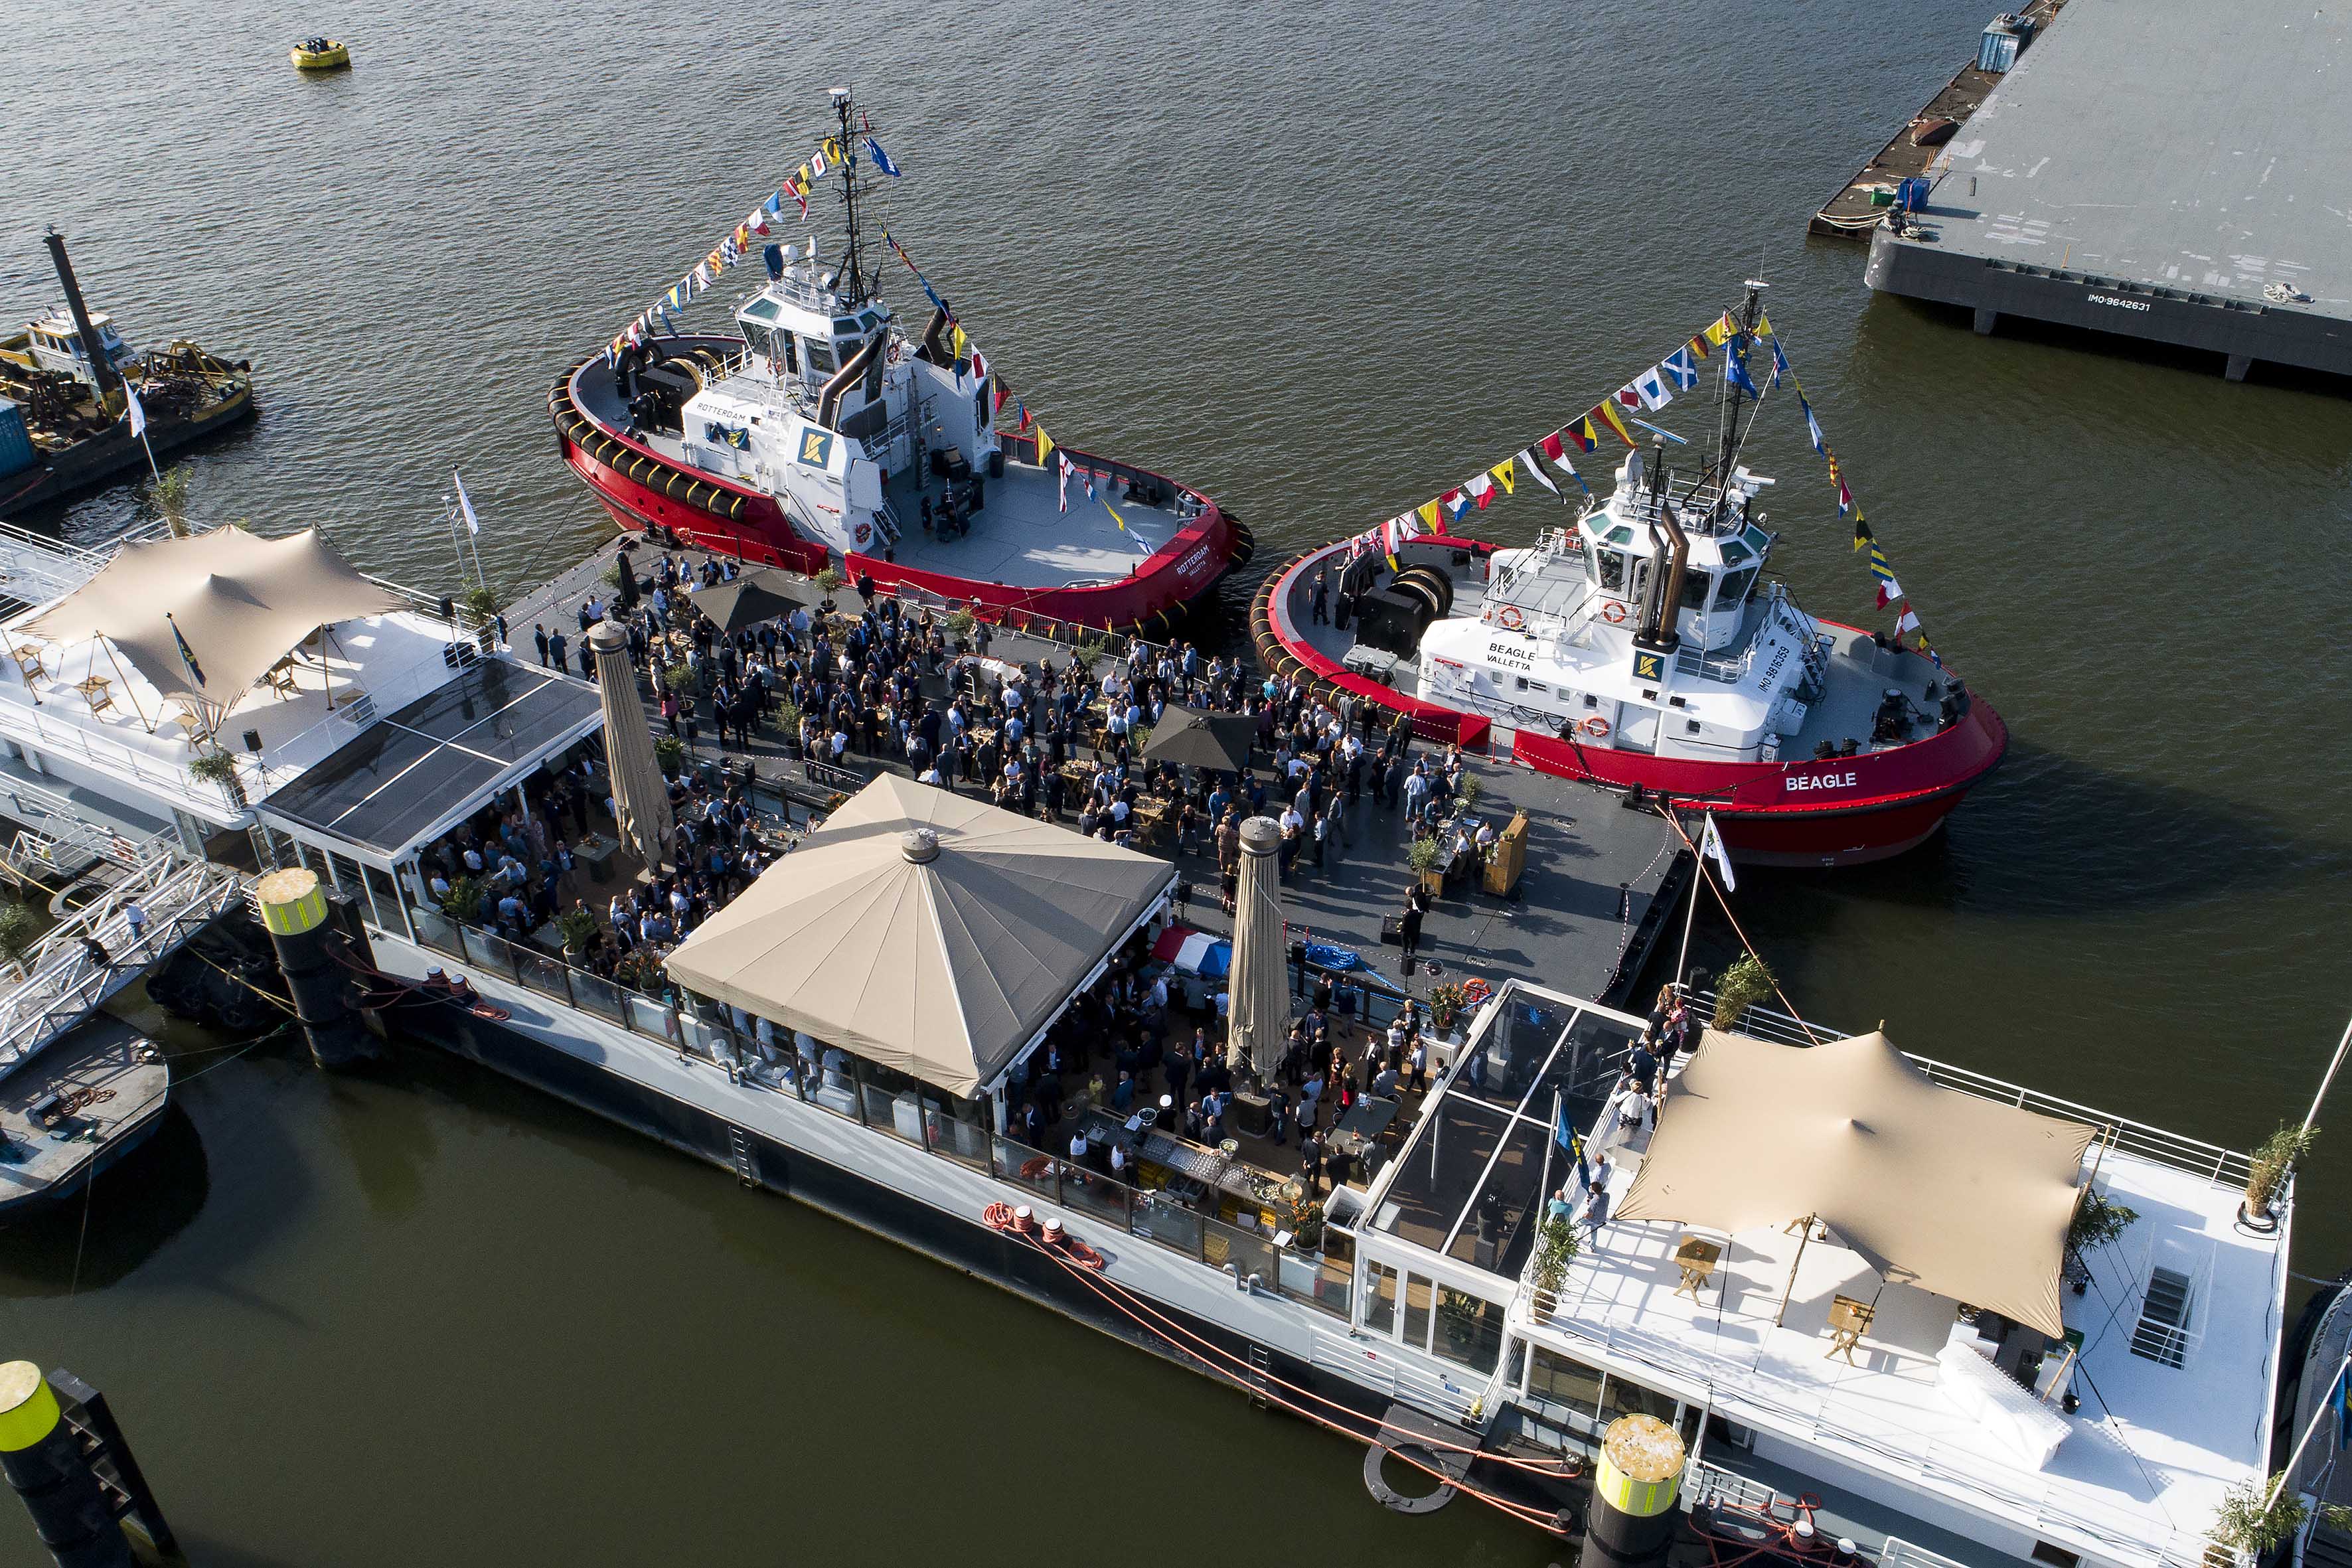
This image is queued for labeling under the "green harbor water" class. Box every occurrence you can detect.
[4,0,2349,1561]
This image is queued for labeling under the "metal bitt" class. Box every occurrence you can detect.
[1579,1414,1686,1568]
[257,866,370,1068]
[0,1362,132,1568]
[39,231,119,407]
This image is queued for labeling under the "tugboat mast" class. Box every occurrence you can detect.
[830,88,870,307]
[1705,279,1768,528]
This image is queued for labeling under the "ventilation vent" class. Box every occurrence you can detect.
[2130,1266,2192,1367]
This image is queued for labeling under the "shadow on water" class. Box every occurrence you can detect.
[1773,737,2351,919]
[0,1105,208,1296]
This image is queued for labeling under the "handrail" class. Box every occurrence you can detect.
[1680,988,2252,1188]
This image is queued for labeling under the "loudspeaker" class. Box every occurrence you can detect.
[242,729,264,754]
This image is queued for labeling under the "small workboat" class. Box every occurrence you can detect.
[289,37,350,70]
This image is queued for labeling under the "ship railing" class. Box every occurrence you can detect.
[1527,1299,2207,1566]
[392,898,1386,1342]
[0,851,241,1077]
[1683,1455,1782,1514]
[1679,989,2254,1190]
[1672,643,1752,684]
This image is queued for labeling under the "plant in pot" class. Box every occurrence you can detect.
[2210,1473,2351,1559]
[187,749,246,807]
[653,734,688,779]
[2242,1123,2318,1231]
[1530,1214,1581,1314]
[1455,772,1484,810]
[773,699,804,755]
[662,660,693,698]
[944,607,977,649]
[2063,1186,2138,1290]
[1407,833,1445,895]
[1711,952,1776,1031]
[814,566,845,595]
[439,874,490,927]
[463,584,500,623]
[555,904,600,960]
[1427,980,1469,1034]
[1291,1200,1325,1253]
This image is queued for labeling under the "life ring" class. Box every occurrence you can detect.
[1578,716,1612,739]
[1496,605,1525,631]
[1461,978,1492,1005]
[1600,599,1630,625]
[854,520,873,546]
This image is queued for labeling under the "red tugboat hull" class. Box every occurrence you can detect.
[550,353,1251,638]
[1251,539,2007,868]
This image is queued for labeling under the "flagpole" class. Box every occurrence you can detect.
[137,428,159,481]
[1539,1089,1559,1212]
[1676,838,1705,988]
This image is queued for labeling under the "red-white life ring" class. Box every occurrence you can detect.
[854,521,873,546]
[1578,716,1612,739]
[1600,599,1630,625]
[1496,605,1526,631]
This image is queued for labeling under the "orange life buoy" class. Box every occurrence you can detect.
[1600,599,1630,625]
[1496,605,1526,631]
[1578,716,1612,739]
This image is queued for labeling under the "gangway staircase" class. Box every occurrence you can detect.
[0,840,244,1080]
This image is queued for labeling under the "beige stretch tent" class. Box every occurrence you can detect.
[1616,1028,2094,1338]
[665,774,1174,1098]
[25,526,403,723]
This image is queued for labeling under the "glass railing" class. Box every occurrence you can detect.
[400,902,1356,1318]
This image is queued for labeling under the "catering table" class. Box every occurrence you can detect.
[1329,1095,1399,1159]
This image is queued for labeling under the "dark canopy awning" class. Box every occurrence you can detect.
[1142,705,1255,773]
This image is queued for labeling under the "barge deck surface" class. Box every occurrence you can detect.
[507,540,1687,1008]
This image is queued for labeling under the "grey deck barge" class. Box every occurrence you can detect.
[0,1014,168,1216]
[1863,0,2352,381]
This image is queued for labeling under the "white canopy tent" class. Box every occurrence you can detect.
[665,775,1174,1099]
[21,526,404,730]
[1616,1027,2095,1337]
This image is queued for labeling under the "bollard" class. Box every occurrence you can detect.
[1579,1413,1685,1568]
[257,866,371,1068]
[0,1363,131,1568]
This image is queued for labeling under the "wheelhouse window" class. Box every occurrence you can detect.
[1597,550,1629,594]
[740,324,773,358]
[803,337,836,374]
[1715,567,1757,609]
[1680,570,1713,609]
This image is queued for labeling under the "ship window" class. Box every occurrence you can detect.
[1581,693,1598,709]
[1715,568,1756,609]
[1364,1261,1398,1334]
[779,332,798,374]
[1597,550,1628,593]
[1720,538,1753,566]
[1601,1374,1679,1427]
[832,317,860,335]
[1605,525,1634,546]
[740,298,781,323]
[1528,1348,1603,1421]
[858,310,882,331]
[804,337,836,374]
[1743,524,1771,554]
[1680,570,1712,609]
[740,324,773,358]
[2030,1546,2081,1568]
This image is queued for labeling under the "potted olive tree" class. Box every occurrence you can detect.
[188,749,246,807]
[2209,1473,2349,1561]
[1711,953,1776,1031]
[654,734,688,780]
[556,904,600,963]
[2242,1124,2319,1232]
[1408,834,1445,897]
[1529,1214,1581,1316]
[0,900,39,981]
[2063,1186,2138,1291]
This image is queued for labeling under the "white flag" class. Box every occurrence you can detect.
[1516,447,1559,496]
[453,470,481,535]
[123,382,147,440]
[1633,366,1673,411]
[1699,811,1737,892]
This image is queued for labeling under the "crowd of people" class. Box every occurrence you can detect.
[1001,939,1441,1201]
